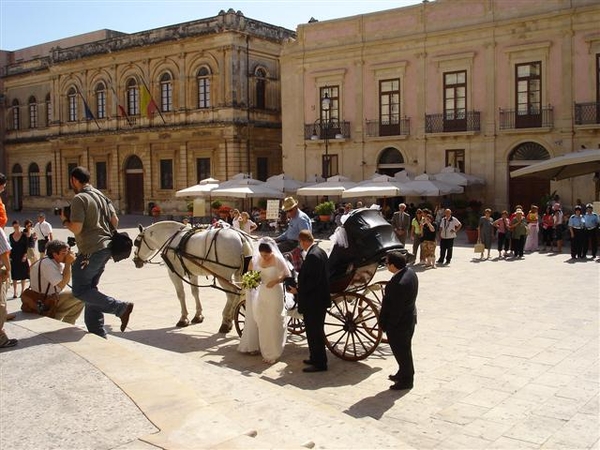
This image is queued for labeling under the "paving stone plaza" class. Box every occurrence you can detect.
[1,213,598,449]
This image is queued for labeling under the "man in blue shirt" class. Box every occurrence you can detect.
[568,205,585,259]
[275,197,312,253]
[583,203,599,259]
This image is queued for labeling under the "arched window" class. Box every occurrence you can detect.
[126,78,139,116]
[67,87,77,122]
[11,99,19,130]
[95,82,107,119]
[28,96,38,129]
[255,67,267,109]
[509,142,551,161]
[46,162,53,196]
[378,147,405,164]
[45,93,52,126]
[197,66,211,109]
[28,163,41,196]
[160,72,172,112]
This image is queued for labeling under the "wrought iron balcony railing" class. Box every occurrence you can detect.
[574,102,600,125]
[304,119,351,140]
[424,111,480,133]
[365,118,410,137]
[499,106,553,130]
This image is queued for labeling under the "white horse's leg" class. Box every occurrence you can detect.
[217,291,239,334]
[189,275,204,324]
[168,270,190,327]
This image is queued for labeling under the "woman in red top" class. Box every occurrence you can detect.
[541,205,555,252]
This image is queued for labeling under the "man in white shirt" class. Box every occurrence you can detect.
[33,212,53,256]
[437,209,462,265]
[29,240,83,324]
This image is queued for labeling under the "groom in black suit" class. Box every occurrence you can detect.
[289,230,330,372]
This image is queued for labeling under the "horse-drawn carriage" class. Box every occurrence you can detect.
[132,208,408,361]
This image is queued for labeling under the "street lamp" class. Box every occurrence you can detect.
[321,92,331,179]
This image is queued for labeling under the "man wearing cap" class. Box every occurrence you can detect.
[583,204,598,259]
[568,205,586,259]
[275,197,312,253]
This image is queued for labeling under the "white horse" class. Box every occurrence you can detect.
[132,221,252,333]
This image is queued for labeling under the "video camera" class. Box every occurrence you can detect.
[53,205,71,220]
[67,236,77,248]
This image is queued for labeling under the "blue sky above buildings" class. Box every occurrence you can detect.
[0,0,422,51]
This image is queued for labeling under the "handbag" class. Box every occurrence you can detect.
[21,259,59,318]
[474,241,485,253]
[85,191,133,262]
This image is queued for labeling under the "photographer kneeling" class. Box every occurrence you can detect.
[29,240,83,324]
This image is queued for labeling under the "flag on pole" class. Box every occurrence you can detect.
[110,84,132,126]
[76,88,101,129]
[140,84,159,118]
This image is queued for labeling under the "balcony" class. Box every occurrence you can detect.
[424,111,480,133]
[365,118,410,137]
[499,106,553,130]
[304,119,351,140]
[574,102,600,125]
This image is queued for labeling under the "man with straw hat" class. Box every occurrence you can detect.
[275,197,312,253]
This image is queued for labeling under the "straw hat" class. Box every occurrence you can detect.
[282,197,298,212]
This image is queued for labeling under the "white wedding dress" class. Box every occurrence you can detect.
[238,265,288,362]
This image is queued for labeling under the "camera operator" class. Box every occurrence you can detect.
[33,212,53,256]
[61,166,133,338]
[29,240,83,324]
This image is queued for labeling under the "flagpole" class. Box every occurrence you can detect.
[76,88,101,129]
[137,75,167,124]
[109,84,132,127]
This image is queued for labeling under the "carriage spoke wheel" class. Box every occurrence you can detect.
[362,281,389,344]
[324,292,382,361]
[287,315,306,335]
[234,299,246,337]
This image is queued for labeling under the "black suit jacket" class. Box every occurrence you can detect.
[379,267,418,332]
[297,244,330,314]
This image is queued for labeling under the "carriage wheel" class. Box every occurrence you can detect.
[234,299,246,337]
[324,292,382,361]
[362,281,389,344]
[287,315,306,335]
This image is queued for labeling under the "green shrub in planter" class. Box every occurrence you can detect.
[314,201,336,216]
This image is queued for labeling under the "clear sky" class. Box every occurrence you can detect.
[0,0,424,51]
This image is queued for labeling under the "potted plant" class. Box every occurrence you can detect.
[464,200,482,244]
[314,201,336,222]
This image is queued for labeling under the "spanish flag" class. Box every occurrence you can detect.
[140,85,159,118]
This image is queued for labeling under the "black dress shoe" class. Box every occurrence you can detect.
[120,303,134,332]
[389,381,413,390]
[303,359,315,365]
[303,365,327,373]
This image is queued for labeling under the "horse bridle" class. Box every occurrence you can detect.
[133,230,174,265]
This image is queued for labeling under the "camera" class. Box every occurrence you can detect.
[54,205,71,220]
[67,236,77,248]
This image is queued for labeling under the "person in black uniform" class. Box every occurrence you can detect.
[379,251,419,390]
[288,230,330,372]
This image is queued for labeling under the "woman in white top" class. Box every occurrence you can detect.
[239,211,257,234]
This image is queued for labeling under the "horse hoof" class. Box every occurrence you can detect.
[176,319,190,328]
[218,323,232,334]
[191,315,204,324]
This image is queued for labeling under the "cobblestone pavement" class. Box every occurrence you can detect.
[1,212,598,449]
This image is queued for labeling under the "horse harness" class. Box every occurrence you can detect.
[161,227,247,296]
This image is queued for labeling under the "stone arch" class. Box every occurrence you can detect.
[508,141,551,212]
[376,147,406,177]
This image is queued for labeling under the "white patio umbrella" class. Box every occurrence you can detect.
[433,166,485,186]
[265,173,306,193]
[296,175,357,196]
[211,177,285,199]
[175,177,220,198]
[402,173,464,196]
[305,174,325,183]
[342,174,418,198]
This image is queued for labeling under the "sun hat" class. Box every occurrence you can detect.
[281,197,298,212]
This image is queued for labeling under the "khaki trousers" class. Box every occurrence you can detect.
[55,291,84,325]
[0,278,10,344]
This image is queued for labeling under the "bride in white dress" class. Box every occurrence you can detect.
[238,237,291,364]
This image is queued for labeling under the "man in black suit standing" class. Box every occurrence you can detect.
[379,251,418,390]
[288,230,330,372]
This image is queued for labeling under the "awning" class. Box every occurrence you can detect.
[510,149,600,180]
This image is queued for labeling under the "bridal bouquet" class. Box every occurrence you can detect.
[241,270,261,290]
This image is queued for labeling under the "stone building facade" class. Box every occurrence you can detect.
[1,10,294,213]
[280,0,600,211]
